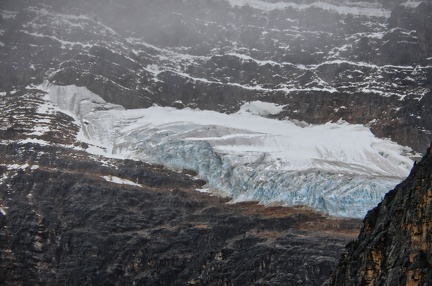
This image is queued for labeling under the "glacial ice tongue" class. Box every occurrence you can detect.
[39,82,414,218]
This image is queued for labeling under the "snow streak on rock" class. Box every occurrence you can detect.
[38,82,414,218]
[227,0,391,17]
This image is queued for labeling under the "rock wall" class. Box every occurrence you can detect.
[331,145,432,285]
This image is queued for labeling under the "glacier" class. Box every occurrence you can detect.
[37,81,414,218]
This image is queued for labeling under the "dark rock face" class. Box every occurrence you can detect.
[331,145,432,285]
[389,1,432,59]
[0,0,431,152]
[0,166,358,285]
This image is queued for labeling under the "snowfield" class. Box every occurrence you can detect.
[38,82,414,218]
[226,0,391,17]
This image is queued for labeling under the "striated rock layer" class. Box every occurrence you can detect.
[331,145,432,285]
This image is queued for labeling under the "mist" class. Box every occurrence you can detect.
[0,0,431,151]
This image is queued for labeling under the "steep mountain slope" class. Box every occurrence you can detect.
[0,91,361,285]
[331,145,432,285]
[0,1,431,283]
[0,0,431,152]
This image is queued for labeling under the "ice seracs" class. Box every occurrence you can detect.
[38,82,414,218]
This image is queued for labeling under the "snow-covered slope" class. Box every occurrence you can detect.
[38,82,415,218]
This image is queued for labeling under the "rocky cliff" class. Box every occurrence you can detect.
[331,145,432,285]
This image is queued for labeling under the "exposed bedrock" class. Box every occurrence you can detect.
[331,145,432,285]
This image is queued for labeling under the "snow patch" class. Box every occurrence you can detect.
[29,122,51,136]
[227,53,281,66]
[3,163,39,171]
[0,10,18,20]
[21,31,94,49]
[0,172,7,185]
[102,175,142,187]
[146,64,162,76]
[237,101,285,116]
[226,0,390,17]
[400,1,421,8]
[19,138,51,146]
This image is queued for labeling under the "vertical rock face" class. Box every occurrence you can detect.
[388,1,432,59]
[415,2,432,59]
[331,145,432,285]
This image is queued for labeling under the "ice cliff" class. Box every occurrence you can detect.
[38,82,415,218]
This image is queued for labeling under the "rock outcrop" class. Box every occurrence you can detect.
[331,145,432,285]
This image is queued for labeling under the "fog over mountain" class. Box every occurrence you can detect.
[0,0,431,285]
[1,0,431,151]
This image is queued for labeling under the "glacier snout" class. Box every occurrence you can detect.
[39,82,413,218]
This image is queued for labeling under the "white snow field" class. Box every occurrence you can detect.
[37,81,414,218]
